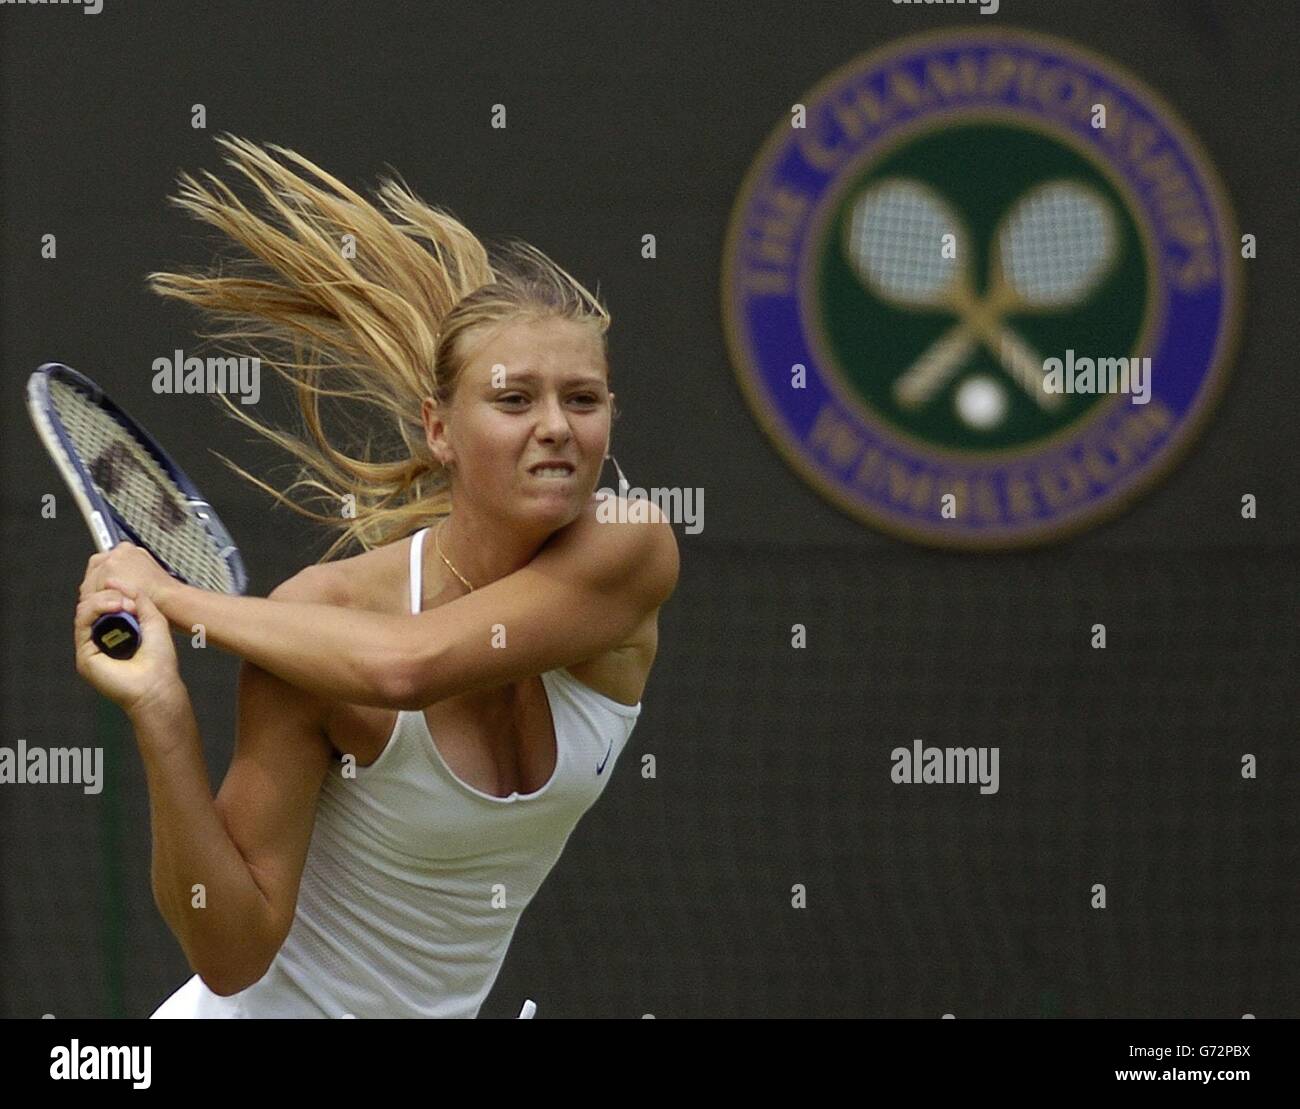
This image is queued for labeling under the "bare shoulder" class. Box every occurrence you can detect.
[543,493,680,609]
[549,496,677,701]
[267,561,349,606]
[266,543,399,611]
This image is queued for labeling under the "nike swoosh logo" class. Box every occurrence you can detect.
[596,740,613,775]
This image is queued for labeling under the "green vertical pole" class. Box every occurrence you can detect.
[95,695,125,1018]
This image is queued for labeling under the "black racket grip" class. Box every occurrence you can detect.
[92,611,141,660]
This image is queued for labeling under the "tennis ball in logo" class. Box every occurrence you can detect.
[956,376,1008,431]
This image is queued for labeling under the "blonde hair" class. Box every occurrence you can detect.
[148,134,611,561]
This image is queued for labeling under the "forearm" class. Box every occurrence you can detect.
[159,584,402,708]
[129,687,276,992]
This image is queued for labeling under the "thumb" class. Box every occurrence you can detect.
[106,580,168,633]
[125,589,180,666]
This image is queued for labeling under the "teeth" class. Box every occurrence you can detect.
[533,467,571,477]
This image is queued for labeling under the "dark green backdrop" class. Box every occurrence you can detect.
[1,0,1295,1017]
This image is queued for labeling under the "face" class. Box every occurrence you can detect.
[422,316,613,529]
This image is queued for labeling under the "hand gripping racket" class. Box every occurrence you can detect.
[27,363,247,660]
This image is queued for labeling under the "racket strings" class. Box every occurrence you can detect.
[999,184,1114,306]
[50,380,238,593]
[845,182,961,303]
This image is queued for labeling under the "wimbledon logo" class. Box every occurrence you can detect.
[721,28,1240,549]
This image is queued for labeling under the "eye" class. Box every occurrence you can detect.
[497,393,529,406]
[570,393,600,405]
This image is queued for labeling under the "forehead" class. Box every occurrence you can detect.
[467,318,605,377]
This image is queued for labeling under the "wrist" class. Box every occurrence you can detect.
[157,575,187,616]
[125,680,190,726]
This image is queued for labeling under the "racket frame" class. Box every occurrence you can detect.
[26,362,248,594]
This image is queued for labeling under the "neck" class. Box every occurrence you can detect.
[426,507,555,596]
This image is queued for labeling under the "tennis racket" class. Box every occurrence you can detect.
[27,363,247,660]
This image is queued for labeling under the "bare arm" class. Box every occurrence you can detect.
[388,510,679,708]
[137,578,335,996]
[156,580,401,707]
[149,505,679,710]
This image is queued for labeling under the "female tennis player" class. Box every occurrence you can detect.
[73,136,678,1018]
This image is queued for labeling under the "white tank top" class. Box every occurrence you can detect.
[152,526,641,1018]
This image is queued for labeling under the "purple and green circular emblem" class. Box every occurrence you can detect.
[722,29,1240,548]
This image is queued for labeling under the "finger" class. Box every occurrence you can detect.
[75,589,131,628]
[107,587,139,613]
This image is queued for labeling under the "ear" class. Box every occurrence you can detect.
[422,397,455,469]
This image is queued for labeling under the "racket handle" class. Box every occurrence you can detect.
[994,327,1064,411]
[895,326,976,408]
[92,611,141,660]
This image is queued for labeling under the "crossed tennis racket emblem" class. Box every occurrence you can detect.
[843,177,1119,417]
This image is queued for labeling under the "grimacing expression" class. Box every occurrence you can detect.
[426,317,613,525]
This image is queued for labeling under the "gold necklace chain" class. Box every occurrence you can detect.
[432,455,629,594]
[434,519,474,592]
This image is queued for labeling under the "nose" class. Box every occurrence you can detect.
[534,393,572,444]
